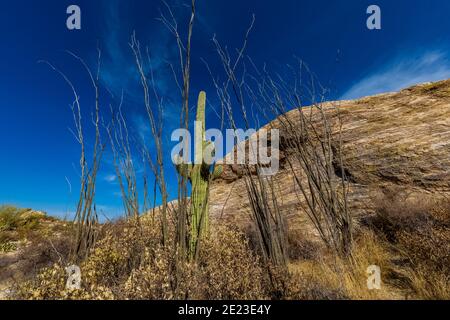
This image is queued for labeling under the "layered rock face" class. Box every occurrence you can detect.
[209,80,450,234]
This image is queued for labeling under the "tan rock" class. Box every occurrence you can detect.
[209,80,450,234]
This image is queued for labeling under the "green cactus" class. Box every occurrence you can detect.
[176,91,222,258]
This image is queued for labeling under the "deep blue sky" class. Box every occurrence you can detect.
[1,0,450,219]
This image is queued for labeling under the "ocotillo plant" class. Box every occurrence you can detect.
[176,91,222,259]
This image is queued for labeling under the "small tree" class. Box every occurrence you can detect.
[40,50,105,262]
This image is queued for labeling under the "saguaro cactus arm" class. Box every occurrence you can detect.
[174,154,193,180]
[196,91,206,136]
[211,165,223,180]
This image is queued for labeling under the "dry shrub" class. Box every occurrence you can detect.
[125,225,266,300]
[81,234,131,289]
[0,206,52,253]
[14,264,114,300]
[287,228,322,261]
[13,234,128,300]
[369,189,450,299]
[0,206,41,233]
[0,208,72,290]
[15,234,71,273]
[285,267,348,300]
[124,243,188,300]
[369,188,449,238]
[80,218,169,297]
[12,218,404,300]
[405,268,450,300]
[12,219,159,300]
[396,225,450,299]
[196,226,266,300]
[398,226,449,274]
[13,222,267,300]
[286,231,396,300]
[245,223,319,262]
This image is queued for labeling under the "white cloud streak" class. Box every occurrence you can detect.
[341,50,450,100]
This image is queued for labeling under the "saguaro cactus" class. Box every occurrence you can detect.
[176,91,222,258]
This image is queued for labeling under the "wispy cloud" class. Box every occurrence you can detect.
[104,174,117,183]
[341,50,450,100]
[99,0,178,100]
[99,0,185,146]
[99,0,137,96]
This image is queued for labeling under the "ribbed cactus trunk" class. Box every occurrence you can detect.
[175,91,223,260]
[189,91,209,256]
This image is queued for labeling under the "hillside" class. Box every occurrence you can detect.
[209,80,450,237]
[0,207,71,299]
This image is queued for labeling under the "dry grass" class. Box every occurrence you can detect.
[278,189,450,300]
[367,189,450,299]
[286,228,322,261]
[286,231,398,300]
[5,190,449,300]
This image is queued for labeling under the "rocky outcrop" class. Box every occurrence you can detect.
[208,80,450,233]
